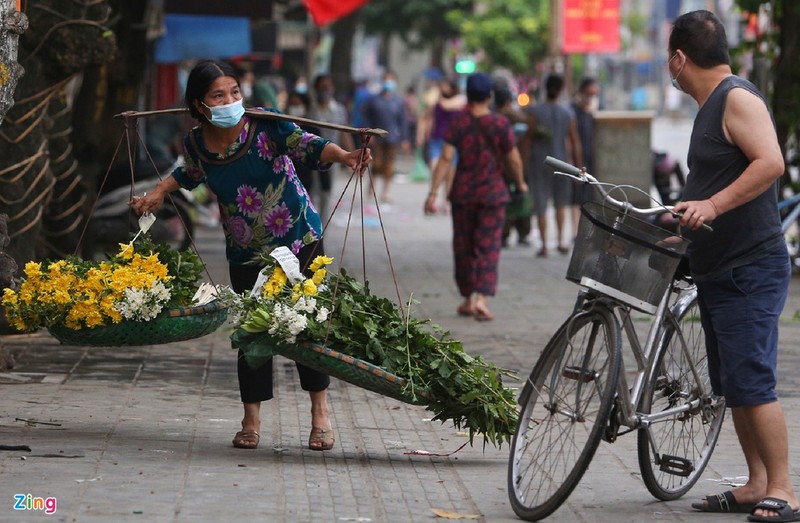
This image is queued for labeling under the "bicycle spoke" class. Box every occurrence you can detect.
[638,293,725,500]
[509,308,621,520]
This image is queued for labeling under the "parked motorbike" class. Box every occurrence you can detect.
[82,160,198,260]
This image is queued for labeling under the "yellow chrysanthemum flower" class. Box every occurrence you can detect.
[23,261,42,279]
[261,267,288,299]
[119,243,134,260]
[302,279,317,296]
[2,288,18,305]
[311,268,326,286]
[309,255,334,272]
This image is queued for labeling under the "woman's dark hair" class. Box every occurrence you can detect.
[545,74,564,100]
[669,10,730,68]
[184,59,240,120]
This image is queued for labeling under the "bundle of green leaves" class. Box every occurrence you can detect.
[234,257,518,447]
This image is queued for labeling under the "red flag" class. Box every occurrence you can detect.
[561,0,620,54]
[304,0,369,26]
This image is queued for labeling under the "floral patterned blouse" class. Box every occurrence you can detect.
[444,110,514,206]
[171,108,331,266]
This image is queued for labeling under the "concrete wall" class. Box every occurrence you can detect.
[594,111,654,206]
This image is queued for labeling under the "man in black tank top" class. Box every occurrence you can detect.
[670,10,798,522]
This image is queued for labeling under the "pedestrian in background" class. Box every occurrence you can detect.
[404,84,419,152]
[309,73,353,223]
[361,71,410,203]
[283,90,321,214]
[424,73,527,321]
[418,78,467,208]
[569,77,599,237]
[667,11,799,522]
[493,85,532,248]
[520,74,582,257]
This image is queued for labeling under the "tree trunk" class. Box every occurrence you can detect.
[0,212,16,367]
[773,0,800,162]
[330,10,359,100]
[0,0,116,334]
[0,0,27,125]
[71,0,150,194]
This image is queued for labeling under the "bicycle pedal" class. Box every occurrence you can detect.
[562,365,598,383]
[658,454,694,477]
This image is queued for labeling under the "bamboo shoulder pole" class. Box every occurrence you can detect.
[114,108,388,138]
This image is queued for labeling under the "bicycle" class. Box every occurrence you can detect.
[507,157,726,521]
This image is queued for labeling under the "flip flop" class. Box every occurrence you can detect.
[691,491,756,513]
[747,497,800,523]
[232,430,260,449]
[308,427,335,451]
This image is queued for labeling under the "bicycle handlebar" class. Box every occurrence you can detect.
[544,156,713,231]
[544,156,667,217]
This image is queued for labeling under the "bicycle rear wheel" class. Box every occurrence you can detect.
[508,306,621,521]
[637,292,725,500]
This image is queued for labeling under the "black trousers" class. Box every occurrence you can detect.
[229,241,330,403]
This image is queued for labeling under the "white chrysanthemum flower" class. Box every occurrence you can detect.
[316,307,329,322]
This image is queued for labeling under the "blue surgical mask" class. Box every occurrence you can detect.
[668,53,685,92]
[202,99,245,128]
[383,80,397,93]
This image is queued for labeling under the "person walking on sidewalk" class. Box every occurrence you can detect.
[418,77,467,203]
[424,73,527,321]
[130,59,371,452]
[494,84,532,247]
[361,71,410,203]
[668,11,799,522]
[520,74,582,257]
[309,73,354,222]
[569,77,600,237]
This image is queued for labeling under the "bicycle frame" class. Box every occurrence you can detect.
[593,284,707,434]
[545,155,710,436]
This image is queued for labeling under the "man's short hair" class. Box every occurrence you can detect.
[669,10,730,68]
[466,73,493,102]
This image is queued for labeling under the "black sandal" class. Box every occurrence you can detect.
[691,490,755,513]
[747,497,800,523]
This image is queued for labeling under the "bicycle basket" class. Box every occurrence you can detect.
[567,202,690,314]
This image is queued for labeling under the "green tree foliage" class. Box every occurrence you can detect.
[360,0,473,50]
[732,0,800,165]
[447,0,550,75]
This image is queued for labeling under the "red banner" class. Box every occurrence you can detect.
[304,0,369,27]
[562,0,620,54]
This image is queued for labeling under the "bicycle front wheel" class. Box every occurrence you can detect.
[508,306,621,521]
[637,292,725,500]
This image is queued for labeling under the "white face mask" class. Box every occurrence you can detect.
[202,99,245,128]
[669,53,686,92]
[241,82,253,100]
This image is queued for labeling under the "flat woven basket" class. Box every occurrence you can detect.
[48,301,228,347]
[231,330,430,405]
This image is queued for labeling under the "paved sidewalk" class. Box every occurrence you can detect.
[2,150,799,523]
